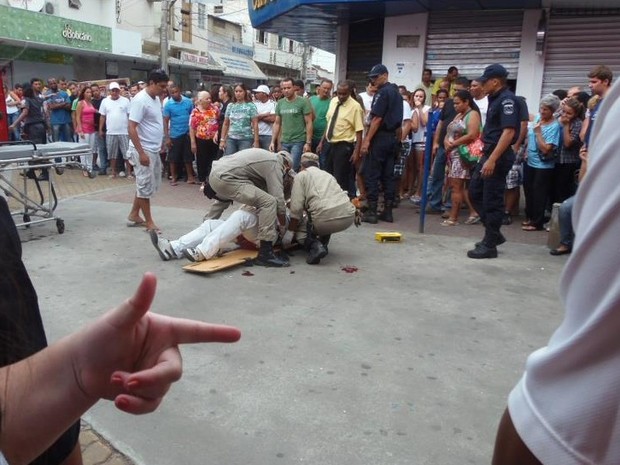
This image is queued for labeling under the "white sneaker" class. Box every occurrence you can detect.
[119,171,127,178]
[150,230,175,261]
[182,247,205,262]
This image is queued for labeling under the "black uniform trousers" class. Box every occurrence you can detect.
[364,132,398,203]
[469,150,515,247]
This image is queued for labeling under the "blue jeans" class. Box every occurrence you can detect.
[559,195,575,248]
[258,135,272,151]
[427,146,447,211]
[280,142,304,171]
[364,132,398,203]
[52,123,73,142]
[225,138,253,156]
[8,113,20,141]
[96,133,108,174]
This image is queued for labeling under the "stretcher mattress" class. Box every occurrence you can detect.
[0,142,91,161]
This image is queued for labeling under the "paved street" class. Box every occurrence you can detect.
[15,173,567,465]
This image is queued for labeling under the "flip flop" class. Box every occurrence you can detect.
[145,228,162,235]
[126,219,146,227]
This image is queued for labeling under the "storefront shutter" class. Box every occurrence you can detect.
[425,10,523,82]
[541,11,620,97]
[346,18,384,90]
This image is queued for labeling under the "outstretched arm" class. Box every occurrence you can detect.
[0,272,240,465]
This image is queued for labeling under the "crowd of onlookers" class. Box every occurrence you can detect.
[4,63,613,257]
[383,64,612,257]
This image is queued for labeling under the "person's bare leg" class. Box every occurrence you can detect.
[110,158,117,176]
[464,182,478,218]
[169,163,178,183]
[447,178,461,221]
[128,195,145,224]
[185,162,196,183]
[59,442,83,465]
[137,197,158,231]
[125,160,134,177]
[505,187,521,216]
[492,409,543,465]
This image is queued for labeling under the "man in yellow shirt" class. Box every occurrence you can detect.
[431,66,459,99]
[317,80,364,198]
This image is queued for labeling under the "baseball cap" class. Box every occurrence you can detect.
[108,82,120,90]
[476,64,509,82]
[253,84,270,94]
[368,64,389,78]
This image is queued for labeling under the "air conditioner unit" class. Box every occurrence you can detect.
[44,0,57,14]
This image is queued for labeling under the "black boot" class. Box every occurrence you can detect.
[379,200,394,223]
[254,240,289,267]
[362,201,378,224]
[306,239,328,265]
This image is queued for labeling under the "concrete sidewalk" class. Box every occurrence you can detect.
[17,182,568,465]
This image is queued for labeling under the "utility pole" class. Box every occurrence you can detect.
[160,0,177,74]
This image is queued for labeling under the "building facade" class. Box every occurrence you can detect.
[248,0,620,106]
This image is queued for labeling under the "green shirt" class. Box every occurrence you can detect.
[275,96,311,143]
[309,95,331,141]
[225,102,257,140]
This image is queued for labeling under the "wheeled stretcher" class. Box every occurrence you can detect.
[0,141,92,233]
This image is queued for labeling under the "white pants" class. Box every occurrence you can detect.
[171,209,259,260]
[79,132,96,171]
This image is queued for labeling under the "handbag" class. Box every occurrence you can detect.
[458,111,484,165]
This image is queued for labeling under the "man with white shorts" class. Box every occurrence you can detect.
[99,82,131,178]
[126,68,169,232]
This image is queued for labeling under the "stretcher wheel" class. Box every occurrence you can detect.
[23,214,31,227]
[56,219,65,234]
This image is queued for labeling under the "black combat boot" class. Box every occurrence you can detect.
[254,240,289,267]
[306,239,328,265]
[362,201,378,224]
[379,200,394,223]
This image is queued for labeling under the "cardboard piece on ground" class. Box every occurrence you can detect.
[182,248,258,274]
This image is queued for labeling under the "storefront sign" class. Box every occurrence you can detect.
[0,5,112,52]
[180,51,210,65]
[62,24,93,43]
[252,0,276,10]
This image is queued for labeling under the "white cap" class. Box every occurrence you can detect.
[109,82,120,90]
[252,84,270,94]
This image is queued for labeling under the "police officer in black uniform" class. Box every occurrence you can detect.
[468,64,520,259]
[360,64,404,224]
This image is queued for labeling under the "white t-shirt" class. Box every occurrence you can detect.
[254,99,275,136]
[359,92,374,113]
[475,96,488,127]
[508,81,620,465]
[128,89,163,153]
[411,105,431,144]
[99,95,130,135]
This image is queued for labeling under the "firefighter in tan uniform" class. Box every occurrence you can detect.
[286,152,357,264]
[205,148,293,267]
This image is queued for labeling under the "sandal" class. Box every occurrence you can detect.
[169,180,178,186]
[464,216,481,225]
[521,220,532,226]
[145,228,162,235]
[440,219,458,226]
[522,225,543,231]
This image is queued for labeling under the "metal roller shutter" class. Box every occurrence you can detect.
[425,10,523,82]
[541,12,620,96]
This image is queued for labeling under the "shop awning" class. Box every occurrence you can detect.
[169,56,223,73]
[208,51,267,81]
[247,0,542,53]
